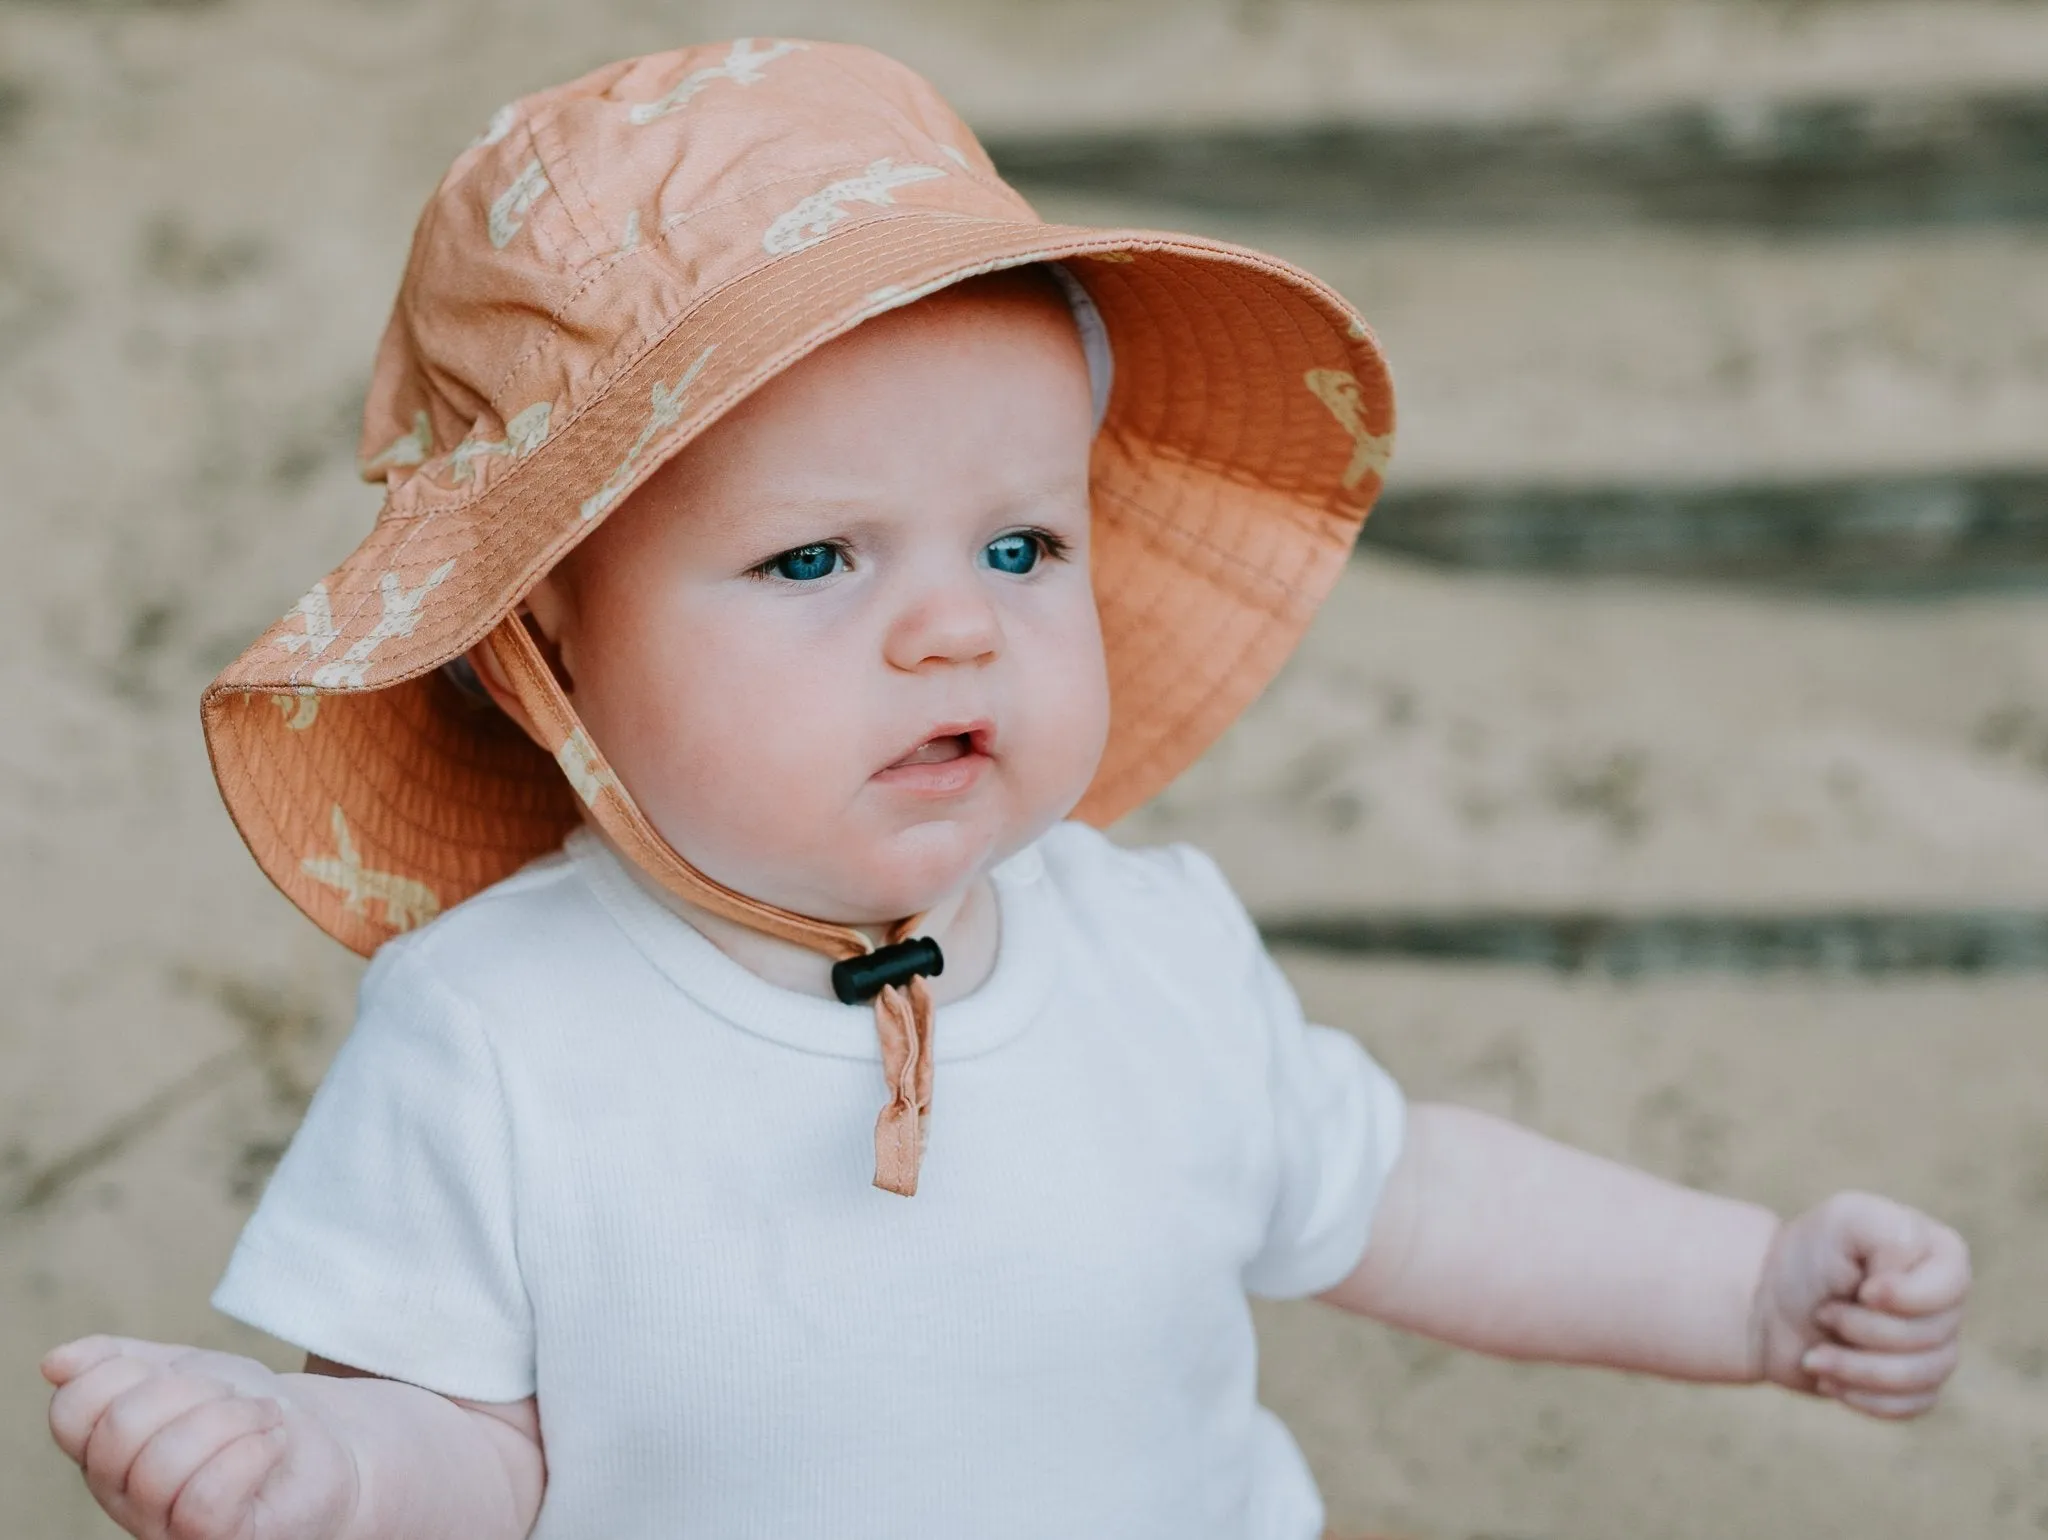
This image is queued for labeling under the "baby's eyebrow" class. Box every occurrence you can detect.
[723,481,1088,542]
[706,505,893,565]
[728,500,889,538]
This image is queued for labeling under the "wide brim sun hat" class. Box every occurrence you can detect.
[200,38,1395,1192]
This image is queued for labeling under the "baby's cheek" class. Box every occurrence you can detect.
[685,690,856,827]
[601,664,832,855]
[1035,680,1111,813]
[1018,603,1111,799]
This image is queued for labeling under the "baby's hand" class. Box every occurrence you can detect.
[42,1335,359,1540]
[1749,1191,1970,1419]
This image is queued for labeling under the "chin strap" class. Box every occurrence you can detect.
[483,614,937,1196]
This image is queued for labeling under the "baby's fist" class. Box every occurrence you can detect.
[1750,1191,1970,1419]
[42,1336,358,1540]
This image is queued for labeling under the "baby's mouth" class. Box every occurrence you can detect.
[888,733,972,769]
[875,722,996,788]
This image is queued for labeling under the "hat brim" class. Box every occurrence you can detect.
[204,211,1394,955]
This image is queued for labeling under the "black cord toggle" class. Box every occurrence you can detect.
[831,936,945,1005]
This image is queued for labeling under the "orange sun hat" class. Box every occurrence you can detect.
[200,39,1394,1186]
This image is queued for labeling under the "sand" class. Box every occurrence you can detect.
[3,2,2044,1535]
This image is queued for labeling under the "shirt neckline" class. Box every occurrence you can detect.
[567,828,1057,1062]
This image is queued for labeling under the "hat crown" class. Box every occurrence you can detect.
[358,40,1035,513]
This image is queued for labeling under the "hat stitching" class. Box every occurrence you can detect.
[1159,257,1273,495]
[1102,254,1388,504]
[550,148,1027,400]
[444,402,553,485]
[650,162,944,242]
[578,344,719,522]
[213,688,557,924]
[436,66,1073,437]
[844,252,1063,331]
[915,138,1013,202]
[383,134,580,443]
[523,98,612,267]
[1245,268,1409,475]
[275,690,319,732]
[760,158,951,255]
[289,559,459,690]
[301,686,545,852]
[1303,368,1394,493]
[1087,559,1319,818]
[293,512,461,686]
[813,49,1023,206]
[469,161,931,417]
[274,518,446,687]
[467,163,952,432]
[381,263,441,479]
[1093,482,1309,608]
[275,582,340,665]
[300,804,443,933]
[486,156,552,250]
[295,790,442,944]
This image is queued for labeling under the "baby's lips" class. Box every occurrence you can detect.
[891,735,971,768]
[879,718,996,772]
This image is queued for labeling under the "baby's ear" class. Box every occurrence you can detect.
[466,616,555,752]
[522,571,574,650]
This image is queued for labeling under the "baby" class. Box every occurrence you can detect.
[43,41,1967,1540]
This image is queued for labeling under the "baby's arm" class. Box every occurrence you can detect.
[1322,1103,1969,1417]
[42,1335,542,1540]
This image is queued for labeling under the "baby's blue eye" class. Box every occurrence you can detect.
[771,543,842,582]
[982,533,1042,575]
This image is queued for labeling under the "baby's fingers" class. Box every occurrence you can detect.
[49,1353,162,1463]
[42,1336,194,1388]
[1857,1218,1970,1316]
[125,1396,284,1523]
[82,1372,239,1494]
[1804,1341,1959,1399]
[1818,1382,1943,1421]
[1816,1300,1963,1354]
[167,1425,288,1540]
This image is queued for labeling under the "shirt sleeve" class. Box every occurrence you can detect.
[210,941,535,1403]
[1239,942,1407,1299]
[1164,844,1408,1301]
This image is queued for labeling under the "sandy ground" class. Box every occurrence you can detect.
[4,1,2047,1536]
[1264,958,2048,1540]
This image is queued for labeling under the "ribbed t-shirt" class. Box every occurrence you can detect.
[213,822,1406,1540]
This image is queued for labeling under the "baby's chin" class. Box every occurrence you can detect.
[644,812,1010,926]
[799,823,1016,924]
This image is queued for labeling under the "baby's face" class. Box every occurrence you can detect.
[529,274,1109,923]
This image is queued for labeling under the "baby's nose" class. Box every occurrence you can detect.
[882,574,1001,670]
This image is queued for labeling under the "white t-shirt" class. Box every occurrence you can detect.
[214,822,1405,1540]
